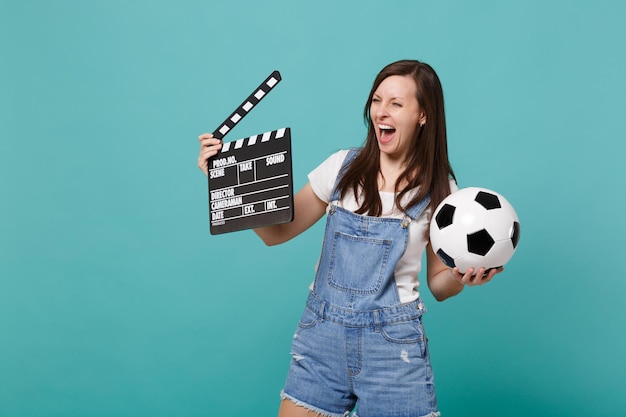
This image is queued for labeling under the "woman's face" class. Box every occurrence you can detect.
[370,75,425,161]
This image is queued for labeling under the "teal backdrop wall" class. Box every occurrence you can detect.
[2,1,625,416]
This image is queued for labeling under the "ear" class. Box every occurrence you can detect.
[418,112,427,127]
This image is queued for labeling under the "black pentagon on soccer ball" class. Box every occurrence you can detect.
[467,229,495,256]
[475,191,501,210]
[435,203,456,229]
[511,221,521,248]
[436,248,456,268]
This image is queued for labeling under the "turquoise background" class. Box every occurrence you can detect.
[1,0,624,416]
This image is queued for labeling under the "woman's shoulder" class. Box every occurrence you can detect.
[448,178,459,194]
[449,178,459,193]
[327,148,353,163]
[313,149,352,173]
[308,149,352,203]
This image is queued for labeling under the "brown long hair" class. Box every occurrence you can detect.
[336,59,456,220]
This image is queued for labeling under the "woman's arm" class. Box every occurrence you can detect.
[254,182,327,246]
[426,243,502,302]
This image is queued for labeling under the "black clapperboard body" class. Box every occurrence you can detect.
[207,71,294,235]
[208,128,293,234]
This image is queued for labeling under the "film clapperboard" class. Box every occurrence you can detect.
[208,71,293,235]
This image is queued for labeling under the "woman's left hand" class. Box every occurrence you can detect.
[452,266,504,286]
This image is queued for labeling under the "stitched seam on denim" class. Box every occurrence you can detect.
[379,323,425,345]
[314,212,336,294]
[306,295,425,327]
[331,205,408,224]
[405,194,431,220]
[346,327,362,378]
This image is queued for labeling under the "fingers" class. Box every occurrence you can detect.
[453,266,503,286]
[198,133,223,148]
[197,133,223,176]
[198,132,216,143]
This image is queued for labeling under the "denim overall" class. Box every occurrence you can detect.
[282,150,440,417]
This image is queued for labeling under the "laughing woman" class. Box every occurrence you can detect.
[198,59,502,417]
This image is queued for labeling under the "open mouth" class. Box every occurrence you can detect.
[378,124,396,142]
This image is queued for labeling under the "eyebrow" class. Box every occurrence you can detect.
[373,93,405,101]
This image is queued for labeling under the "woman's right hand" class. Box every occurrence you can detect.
[197,133,223,176]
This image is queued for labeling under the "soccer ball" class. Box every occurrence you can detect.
[429,187,520,273]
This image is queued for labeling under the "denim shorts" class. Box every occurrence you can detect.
[282,294,440,417]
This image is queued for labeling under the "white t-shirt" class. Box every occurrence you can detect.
[308,150,458,304]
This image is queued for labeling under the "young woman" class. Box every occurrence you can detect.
[198,60,502,417]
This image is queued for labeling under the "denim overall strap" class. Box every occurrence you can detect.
[330,148,360,202]
[405,193,431,222]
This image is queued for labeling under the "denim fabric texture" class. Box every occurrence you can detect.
[282,149,440,417]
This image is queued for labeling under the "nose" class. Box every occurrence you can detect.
[373,102,389,119]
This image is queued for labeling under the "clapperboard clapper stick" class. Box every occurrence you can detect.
[207,70,294,235]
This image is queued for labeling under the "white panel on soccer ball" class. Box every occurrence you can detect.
[441,187,474,207]
[430,224,468,259]
[455,200,488,234]
[484,209,516,241]
[454,252,490,274]
[485,239,516,268]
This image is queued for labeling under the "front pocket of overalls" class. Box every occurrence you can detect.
[327,231,391,294]
[380,317,427,358]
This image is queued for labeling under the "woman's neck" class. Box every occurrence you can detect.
[378,162,406,192]
[378,153,417,192]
